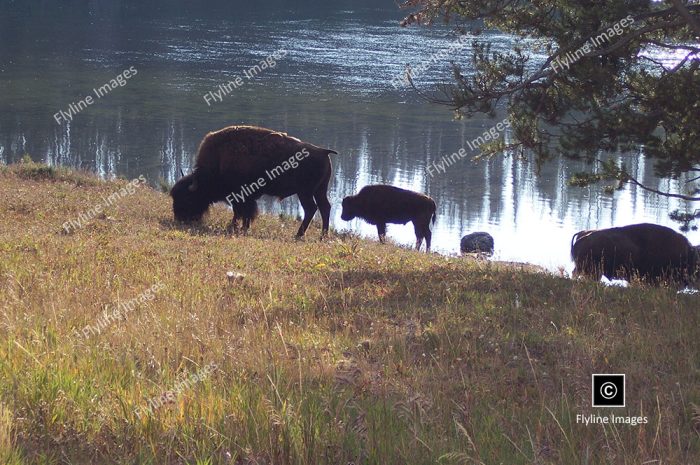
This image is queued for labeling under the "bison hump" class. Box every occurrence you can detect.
[195,126,311,173]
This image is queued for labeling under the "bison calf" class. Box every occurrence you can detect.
[341,185,437,252]
[571,223,698,285]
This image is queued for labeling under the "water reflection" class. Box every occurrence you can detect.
[1,1,698,270]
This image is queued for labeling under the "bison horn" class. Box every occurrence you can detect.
[188,178,198,192]
[180,168,185,178]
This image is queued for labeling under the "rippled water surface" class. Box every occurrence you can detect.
[1,1,697,270]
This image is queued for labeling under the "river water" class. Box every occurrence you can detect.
[1,1,697,270]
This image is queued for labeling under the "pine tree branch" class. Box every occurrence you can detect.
[620,169,700,201]
[669,0,700,38]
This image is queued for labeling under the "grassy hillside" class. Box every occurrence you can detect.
[0,160,698,465]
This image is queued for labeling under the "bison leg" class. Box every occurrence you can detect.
[313,179,331,237]
[413,218,432,252]
[414,227,423,251]
[296,194,318,237]
[377,223,387,243]
[242,217,252,235]
[226,215,240,235]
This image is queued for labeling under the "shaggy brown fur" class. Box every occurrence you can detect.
[571,223,698,285]
[341,185,437,252]
[170,126,338,237]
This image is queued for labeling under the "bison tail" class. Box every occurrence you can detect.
[432,211,437,225]
[570,230,593,260]
[570,231,584,260]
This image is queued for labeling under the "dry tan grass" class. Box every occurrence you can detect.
[0,160,699,464]
[0,402,15,461]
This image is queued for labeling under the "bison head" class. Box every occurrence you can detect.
[170,172,211,223]
[340,196,357,221]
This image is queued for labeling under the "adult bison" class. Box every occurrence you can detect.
[340,185,437,252]
[570,223,698,285]
[170,126,338,237]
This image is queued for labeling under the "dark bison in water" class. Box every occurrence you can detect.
[571,223,699,284]
[340,185,437,252]
[170,126,338,237]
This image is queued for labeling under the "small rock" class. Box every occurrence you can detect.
[460,232,494,255]
[226,271,245,283]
